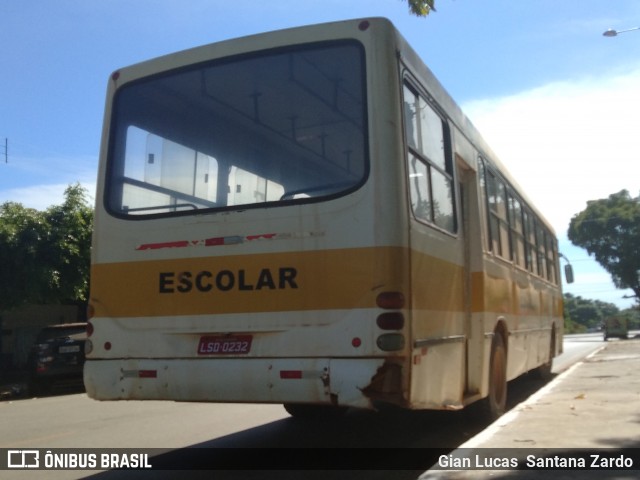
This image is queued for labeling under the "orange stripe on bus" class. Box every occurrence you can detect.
[90,247,409,318]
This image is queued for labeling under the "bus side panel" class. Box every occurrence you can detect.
[479,258,563,389]
[407,246,467,409]
[409,327,466,409]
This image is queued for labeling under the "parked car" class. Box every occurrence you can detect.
[28,323,88,394]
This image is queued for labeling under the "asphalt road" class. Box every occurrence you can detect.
[1,334,608,480]
[553,331,609,372]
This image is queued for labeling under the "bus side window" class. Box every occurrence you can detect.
[485,170,510,258]
[403,82,456,233]
[508,194,525,268]
[477,157,492,252]
[523,209,538,275]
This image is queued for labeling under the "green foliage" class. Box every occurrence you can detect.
[0,203,48,309]
[0,184,93,311]
[620,308,640,330]
[563,293,619,332]
[563,314,586,334]
[407,0,436,16]
[568,190,640,305]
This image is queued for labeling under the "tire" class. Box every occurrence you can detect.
[533,331,554,381]
[481,332,507,421]
[283,403,347,420]
[28,378,51,397]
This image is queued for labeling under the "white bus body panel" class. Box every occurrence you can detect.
[85,358,385,409]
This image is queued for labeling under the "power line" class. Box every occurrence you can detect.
[567,288,632,295]
[1,138,6,163]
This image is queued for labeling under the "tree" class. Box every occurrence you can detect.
[0,183,93,311]
[563,293,619,332]
[0,202,49,310]
[42,184,93,305]
[568,190,640,305]
[407,0,436,16]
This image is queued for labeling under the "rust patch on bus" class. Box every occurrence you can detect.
[362,361,405,406]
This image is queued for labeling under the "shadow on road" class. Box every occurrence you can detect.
[83,373,553,480]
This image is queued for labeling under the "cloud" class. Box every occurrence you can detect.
[462,67,640,235]
[0,182,96,211]
[0,153,97,210]
[462,69,640,309]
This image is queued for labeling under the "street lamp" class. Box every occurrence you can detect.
[559,253,574,284]
[603,26,640,37]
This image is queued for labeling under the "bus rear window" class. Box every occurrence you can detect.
[106,42,368,217]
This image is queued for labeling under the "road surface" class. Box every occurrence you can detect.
[1,334,609,480]
[553,331,610,373]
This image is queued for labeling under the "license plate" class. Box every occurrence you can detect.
[59,345,80,354]
[197,335,252,355]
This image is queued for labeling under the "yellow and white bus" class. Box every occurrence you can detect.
[84,18,570,419]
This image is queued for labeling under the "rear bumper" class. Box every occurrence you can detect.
[84,357,386,409]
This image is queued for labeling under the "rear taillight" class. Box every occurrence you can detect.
[376,291,405,309]
[376,312,404,330]
[376,333,405,351]
[375,291,406,351]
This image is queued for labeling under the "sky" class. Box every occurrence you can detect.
[1,0,639,309]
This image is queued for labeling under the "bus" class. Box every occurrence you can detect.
[84,17,571,419]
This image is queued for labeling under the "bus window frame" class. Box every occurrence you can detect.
[402,75,458,236]
[478,156,560,286]
[103,40,371,221]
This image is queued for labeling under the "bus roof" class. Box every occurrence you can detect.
[107,16,556,235]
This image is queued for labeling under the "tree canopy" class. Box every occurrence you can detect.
[0,184,93,311]
[407,0,436,16]
[568,190,640,305]
[563,293,618,332]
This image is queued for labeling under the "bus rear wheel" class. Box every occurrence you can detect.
[482,332,507,421]
[533,330,555,381]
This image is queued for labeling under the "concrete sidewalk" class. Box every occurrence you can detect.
[420,337,640,479]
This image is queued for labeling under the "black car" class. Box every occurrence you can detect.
[28,323,87,394]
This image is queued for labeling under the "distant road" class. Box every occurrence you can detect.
[553,331,639,373]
